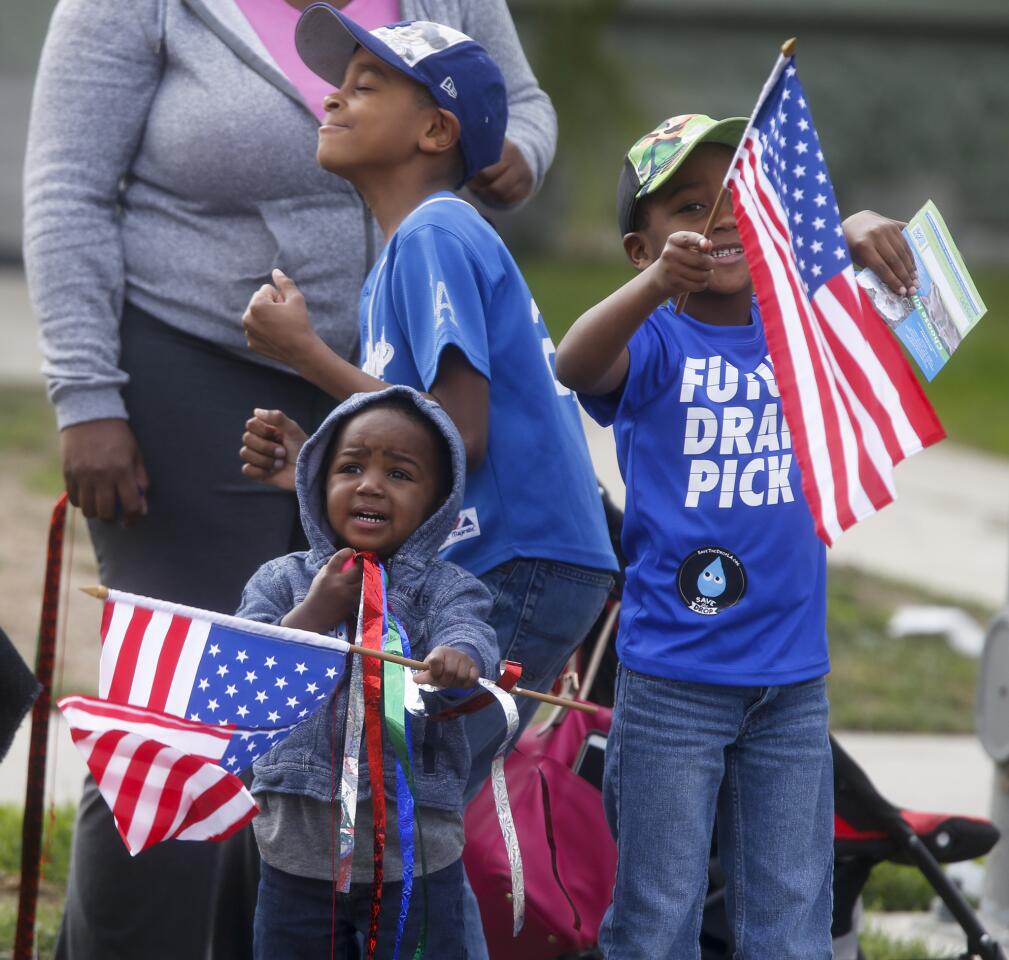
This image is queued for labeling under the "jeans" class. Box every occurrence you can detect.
[254,858,464,959]
[460,558,612,959]
[465,559,614,795]
[598,667,833,960]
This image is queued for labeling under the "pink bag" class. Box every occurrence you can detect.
[463,706,616,958]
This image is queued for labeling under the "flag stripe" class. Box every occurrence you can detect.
[142,752,199,848]
[817,280,905,466]
[175,770,258,842]
[99,601,137,698]
[112,737,165,842]
[59,696,233,759]
[100,598,115,644]
[148,613,195,713]
[128,609,174,707]
[164,618,212,718]
[107,606,154,703]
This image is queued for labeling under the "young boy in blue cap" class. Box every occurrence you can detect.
[242,6,614,767]
[555,115,919,958]
[239,7,615,953]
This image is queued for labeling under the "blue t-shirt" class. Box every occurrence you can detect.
[580,301,828,686]
[358,192,615,578]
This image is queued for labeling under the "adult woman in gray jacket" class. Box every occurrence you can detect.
[23,0,555,956]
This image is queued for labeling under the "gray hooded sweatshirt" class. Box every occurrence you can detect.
[238,386,498,823]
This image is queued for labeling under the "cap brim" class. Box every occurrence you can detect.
[296,3,407,88]
[638,117,749,202]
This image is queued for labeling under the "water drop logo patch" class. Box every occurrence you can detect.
[696,557,727,597]
[677,547,746,615]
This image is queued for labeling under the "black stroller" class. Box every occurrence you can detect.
[576,489,1006,959]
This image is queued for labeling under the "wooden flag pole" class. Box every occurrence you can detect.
[80,586,598,715]
[15,495,70,960]
[673,37,797,317]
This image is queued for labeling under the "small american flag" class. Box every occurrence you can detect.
[59,590,349,853]
[58,695,258,854]
[98,589,348,772]
[726,53,944,544]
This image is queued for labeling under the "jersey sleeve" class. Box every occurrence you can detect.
[578,312,683,426]
[388,225,494,390]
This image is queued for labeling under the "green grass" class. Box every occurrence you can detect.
[826,565,984,733]
[524,257,1009,457]
[0,804,76,958]
[924,268,1009,456]
[860,927,955,959]
[0,384,62,495]
[863,862,937,912]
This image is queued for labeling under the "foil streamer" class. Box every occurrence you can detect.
[477,677,524,936]
[336,585,367,891]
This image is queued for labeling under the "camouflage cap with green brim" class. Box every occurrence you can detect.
[616,114,748,235]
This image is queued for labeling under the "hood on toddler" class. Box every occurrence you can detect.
[294,385,466,566]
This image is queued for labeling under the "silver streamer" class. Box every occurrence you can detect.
[478,677,524,936]
[336,589,367,892]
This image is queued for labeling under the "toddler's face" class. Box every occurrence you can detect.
[325,407,444,559]
[639,143,752,297]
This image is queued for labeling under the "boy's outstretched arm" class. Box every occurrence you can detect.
[555,231,715,395]
[843,210,919,296]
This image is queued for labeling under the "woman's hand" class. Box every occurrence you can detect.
[468,139,535,208]
[843,210,918,296]
[240,408,307,491]
[242,269,322,369]
[60,419,149,524]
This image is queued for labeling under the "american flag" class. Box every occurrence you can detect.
[58,695,258,854]
[98,589,349,773]
[726,54,944,544]
[59,590,349,853]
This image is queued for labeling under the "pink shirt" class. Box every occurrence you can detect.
[236,0,400,120]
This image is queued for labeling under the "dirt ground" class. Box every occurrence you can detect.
[1,458,102,698]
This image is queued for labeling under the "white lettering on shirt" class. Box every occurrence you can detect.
[680,355,794,509]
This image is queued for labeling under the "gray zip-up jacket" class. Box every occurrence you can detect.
[240,386,498,812]
[23,0,557,429]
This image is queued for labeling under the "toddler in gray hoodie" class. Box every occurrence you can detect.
[238,385,497,958]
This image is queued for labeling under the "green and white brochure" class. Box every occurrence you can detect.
[856,200,987,380]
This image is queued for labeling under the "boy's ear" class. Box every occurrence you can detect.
[419,108,462,159]
[623,231,655,272]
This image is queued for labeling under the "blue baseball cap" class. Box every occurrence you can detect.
[295,5,508,183]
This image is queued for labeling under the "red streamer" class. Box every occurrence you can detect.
[360,555,387,959]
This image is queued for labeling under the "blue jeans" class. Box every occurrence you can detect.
[461,558,613,959]
[598,668,833,960]
[465,558,613,796]
[254,858,464,959]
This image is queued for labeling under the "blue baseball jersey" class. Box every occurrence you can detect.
[580,301,828,685]
[358,192,616,578]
